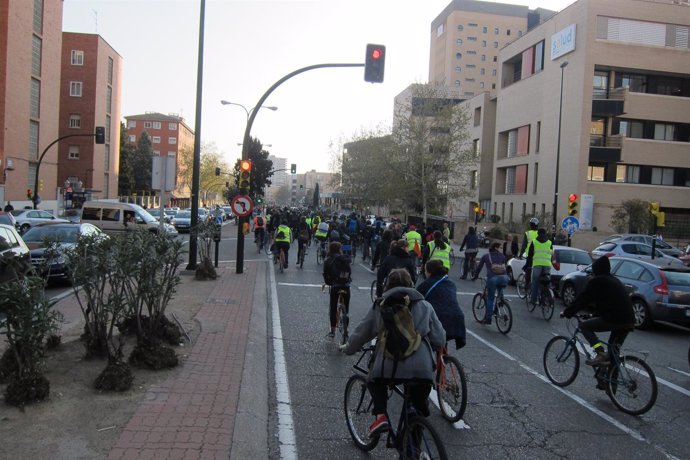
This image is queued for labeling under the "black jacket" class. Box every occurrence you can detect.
[376,246,417,295]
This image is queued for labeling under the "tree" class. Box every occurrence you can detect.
[611,199,653,234]
[132,132,154,193]
[198,143,231,205]
[313,182,320,208]
[233,137,273,198]
[118,122,137,196]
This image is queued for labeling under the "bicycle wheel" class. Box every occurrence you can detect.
[437,355,468,423]
[279,250,285,274]
[471,293,485,323]
[516,273,527,299]
[336,296,348,345]
[264,237,272,255]
[542,289,555,321]
[344,374,379,451]
[543,336,580,387]
[299,245,305,269]
[401,417,448,460]
[495,300,513,335]
[449,249,455,266]
[370,280,377,303]
[316,246,323,265]
[606,355,658,415]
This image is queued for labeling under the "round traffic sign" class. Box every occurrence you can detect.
[561,216,580,235]
[230,195,254,217]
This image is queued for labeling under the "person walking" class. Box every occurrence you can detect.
[3,201,14,212]
[458,226,479,280]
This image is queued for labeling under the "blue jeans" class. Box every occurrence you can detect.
[485,275,509,321]
[530,265,551,304]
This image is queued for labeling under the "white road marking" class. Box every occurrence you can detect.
[270,265,298,459]
[428,388,471,430]
[668,367,690,378]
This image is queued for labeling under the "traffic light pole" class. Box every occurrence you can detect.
[236,62,364,274]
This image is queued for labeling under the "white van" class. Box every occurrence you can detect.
[80,201,178,236]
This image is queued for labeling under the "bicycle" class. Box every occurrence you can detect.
[471,277,513,334]
[296,239,308,269]
[273,246,286,274]
[344,344,448,458]
[316,240,327,265]
[449,248,456,266]
[525,272,554,321]
[333,287,349,345]
[543,314,658,415]
[434,346,468,423]
[515,272,527,299]
[264,232,273,256]
[370,271,384,303]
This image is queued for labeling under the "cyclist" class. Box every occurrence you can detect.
[253,214,267,250]
[458,226,479,280]
[472,242,510,325]
[296,217,311,265]
[340,268,446,437]
[404,224,422,259]
[527,228,553,311]
[376,239,417,298]
[323,241,352,338]
[561,256,635,366]
[371,229,393,271]
[273,218,293,270]
[519,217,540,286]
[422,230,451,273]
[417,259,466,350]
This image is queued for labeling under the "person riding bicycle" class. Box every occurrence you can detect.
[404,224,422,260]
[253,214,267,250]
[527,228,553,311]
[422,230,451,273]
[323,241,352,338]
[273,219,293,270]
[346,213,360,239]
[340,268,446,438]
[561,256,635,366]
[296,217,312,265]
[371,229,393,271]
[459,226,479,280]
[520,217,540,286]
[417,259,466,350]
[472,242,509,324]
[376,239,418,298]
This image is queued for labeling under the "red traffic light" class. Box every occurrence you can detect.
[568,193,578,202]
[364,43,386,83]
[240,160,252,172]
[371,48,383,60]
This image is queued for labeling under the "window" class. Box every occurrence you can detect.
[128,135,135,143]
[494,27,499,35]
[105,116,111,143]
[533,162,539,193]
[29,121,39,160]
[69,114,81,128]
[506,168,516,193]
[534,41,544,73]
[464,92,475,97]
[482,40,487,47]
[480,68,485,75]
[107,57,113,84]
[457,25,463,32]
[455,66,462,73]
[618,120,644,138]
[456,53,462,60]
[71,50,84,65]
[30,78,40,118]
[481,54,486,61]
[466,64,476,69]
[68,145,80,160]
[472,138,480,155]
[468,23,478,27]
[456,38,463,45]
[168,137,177,144]
[153,122,161,129]
[467,36,477,41]
[493,56,497,62]
[168,123,177,130]
[492,69,497,76]
[128,120,136,128]
[144,122,152,129]
[483,26,488,33]
[480,82,485,89]
[494,41,499,48]
[519,30,523,37]
[654,123,676,141]
[152,136,161,144]
[69,81,82,97]
[33,0,43,33]
[106,87,112,113]
[465,78,475,82]
[32,35,42,76]
[153,150,160,156]
[467,50,477,55]
[167,151,176,156]
[587,165,605,181]
[651,167,674,185]
[470,170,478,188]
[454,80,461,87]
[536,121,541,153]
[507,29,511,36]
[436,24,444,37]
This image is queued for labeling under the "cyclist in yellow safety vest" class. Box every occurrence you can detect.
[274,219,293,270]
[527,228,553,309]
[312,215,321,233]
[404,225,423,259]
[424,231,451,272]
[520,217,540,285]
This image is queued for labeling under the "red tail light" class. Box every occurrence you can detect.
[552,261,561,271]
[604,252,615,258]
[653,270,669,295]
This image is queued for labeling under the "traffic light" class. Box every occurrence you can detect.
[473,206,480,213]
[364,44,386,83]
[27,189,32,199]
[215,167,221,176]
[95,126,105,144]
[568,193,578,216]
[656,211,665,227]
[239,159,252,190]
[291,163,297,174]
[649,201,660,215]
[39,179,44,192]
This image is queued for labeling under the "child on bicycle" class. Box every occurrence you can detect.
[561,256,635,366]
[472,242,510,325]
[323,242,352,338]
[340,269,446,438]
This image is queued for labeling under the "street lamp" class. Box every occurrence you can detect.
[552,60,568,240]
[220,100,278,118]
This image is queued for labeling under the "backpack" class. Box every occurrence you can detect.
[256,216,264,226]
[347,218,358,234]
[330,255,351,285]
[377,293,422,370]
[299,227,310,241]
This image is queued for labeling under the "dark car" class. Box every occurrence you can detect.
[0,211,19,230]
[558,256,690,329]
[21,222,104,283]
[0,223,32,283]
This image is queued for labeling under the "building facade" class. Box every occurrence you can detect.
[0,0,63,210]
[59,32,122,204]
[492,0,690,233]
[429,0,555,99]
[265,155,288,204]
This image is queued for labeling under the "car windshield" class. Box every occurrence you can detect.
[22,226,79,244]
[557,250,592,265]
[594,243,616,252]
[176,211,192,219]
[148,209,161,217]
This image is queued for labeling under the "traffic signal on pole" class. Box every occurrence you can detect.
[27,189,32,199]
[95,126,105,144]
[473,206,480,213]
[291,163,297,174]
[364,44,386,83]
[39,179,43,192]
[656,211,665,227]
[215,167,221,176]
[568,193,578,216]
[649,201,660,216]
[239,160,252,190]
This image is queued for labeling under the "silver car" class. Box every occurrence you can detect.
[601,234,683,258]
[591,241,685,268]
[10,209,69,233]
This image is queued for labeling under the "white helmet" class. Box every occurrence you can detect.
[529,217,539,226]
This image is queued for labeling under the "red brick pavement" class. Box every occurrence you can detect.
[108,262,259,460]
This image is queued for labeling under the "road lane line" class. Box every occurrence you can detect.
[358,263,375,273]
[270,264,298,459]
[428,388,471,430]
[468,329,680,460]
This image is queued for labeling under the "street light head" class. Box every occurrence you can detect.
[560,61,569,69]
[265,106,278,111]
[220,100,232,105]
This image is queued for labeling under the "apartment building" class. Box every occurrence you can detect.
[124,112,195,202]
[429,0,555,99]
[491,0,690,233]
[0,0,63,209]
[59,32,122,203]
[265,155,287,204]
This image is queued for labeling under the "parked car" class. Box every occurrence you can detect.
[147,208,173,224]
[681,245,690,267]
[0,223,32,283]
[10,209,69,234]
[0,211,19,230]
[21,222,105,283]
[591,241,685,268]
[506,245,592,295]
[80,201,178,236]
[173,210,193,233]
[601,234,683,258]
[221,206,233,221]
[62,208,82,223]
[558,257,690,329]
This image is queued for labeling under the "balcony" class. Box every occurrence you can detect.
[589,135,622,163]
[592,87,626,116]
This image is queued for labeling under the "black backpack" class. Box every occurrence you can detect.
[377,293,422,376]
[328,255,351,285]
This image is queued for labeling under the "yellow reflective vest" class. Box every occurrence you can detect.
[522,229,538,257]
[428,241,451,270]
[532,239,553,267]
[275,225,292,243]
[405,230,422,252]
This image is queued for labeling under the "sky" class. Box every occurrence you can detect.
[62,0,576,174]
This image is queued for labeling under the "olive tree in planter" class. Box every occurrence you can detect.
[193,219,218,280]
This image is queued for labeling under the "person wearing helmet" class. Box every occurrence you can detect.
[520,217,540,286]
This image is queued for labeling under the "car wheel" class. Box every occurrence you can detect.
[20,223,31,233]
[631,298,651,329]
[561,283,577,307]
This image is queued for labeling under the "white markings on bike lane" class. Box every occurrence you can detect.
[468,330,682,460]
[270,267,298,459]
